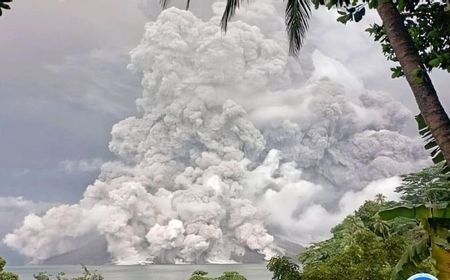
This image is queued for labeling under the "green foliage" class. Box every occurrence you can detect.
[301,230,403,280]
[216,272,247,280]
[391,238,431,280]
[187,271,247,280]
[34,265,103,280]
[0,0,12,16]
[0,257,19,280]
[298,200,389,269]
[416,114,449,169]
[267,159,450,280]
[379,205,430,220]
[0,258,5,272]
[268,192,436,280]
[0,272,19,280]
[378,160,450,280]
[33,273,50,280]
[301,201,417,280]
[267,256,302,280]
[366,1,450,77]
[390,123,450,199]
[396,163,450,205]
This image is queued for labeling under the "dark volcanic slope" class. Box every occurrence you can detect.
[42,236,111,265]
[43,236,304,265]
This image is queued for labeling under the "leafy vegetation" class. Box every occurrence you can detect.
[266,157,450,280]
[379,164,450,279]
[33,265,103,280]
[267,256,302,280]
[304,200,427,280]
[375,115,450,280]
[378,205,450,280]
[266,199,430,280]
[187,270,247,280]
[365,1,450,78]
[0,257,18,280]
[396,164,450,206]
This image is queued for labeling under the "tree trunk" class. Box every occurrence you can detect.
[376,0,450,165]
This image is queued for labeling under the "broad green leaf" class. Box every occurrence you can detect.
[379,205,430,220]
[429,57,442,67]
[391,237,431,280]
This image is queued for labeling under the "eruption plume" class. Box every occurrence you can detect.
[4,0,428,264]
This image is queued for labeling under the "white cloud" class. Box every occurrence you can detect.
[0,197,56,239]
[44,48,140,116]
[60,158,105,174]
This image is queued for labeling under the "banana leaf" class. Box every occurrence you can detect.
[391,237,431,280]
[379,205,450,221]
[379,205,430,220]
[431,243,450,279]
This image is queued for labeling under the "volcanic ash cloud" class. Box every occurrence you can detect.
[4,2,429,264]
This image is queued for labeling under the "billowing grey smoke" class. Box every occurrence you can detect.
[4,0,429,264]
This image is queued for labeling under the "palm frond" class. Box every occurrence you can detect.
[416,114,450,172]
[163,0,311,56]
[0,0,12,16]
[160,0,190,10]
[221,0,246,32]
[379,205,430,221]
[220,0,311,55]
[285,0,312,55]
[160,0,170,9]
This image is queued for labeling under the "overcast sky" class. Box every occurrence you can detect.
[0,0,448,264]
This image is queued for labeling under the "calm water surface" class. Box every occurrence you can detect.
[7,264,272,280]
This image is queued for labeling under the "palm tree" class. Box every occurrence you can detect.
[374,0,450,168]
[0,0,12,16]
[375,193,387,204]
[161,0,450,166]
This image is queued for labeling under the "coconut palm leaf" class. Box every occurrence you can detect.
[0,0,12,16]
[416,114,449,172]
[221,0,312,55]
[220,0,245,32]
[284,0,312,55]
[162,0,312,56]
[160,0,191,10]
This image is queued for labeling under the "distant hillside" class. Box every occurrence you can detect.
[42,236,111,265]
[43,236,304,265]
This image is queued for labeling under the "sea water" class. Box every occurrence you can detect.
[7,264,272,280]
